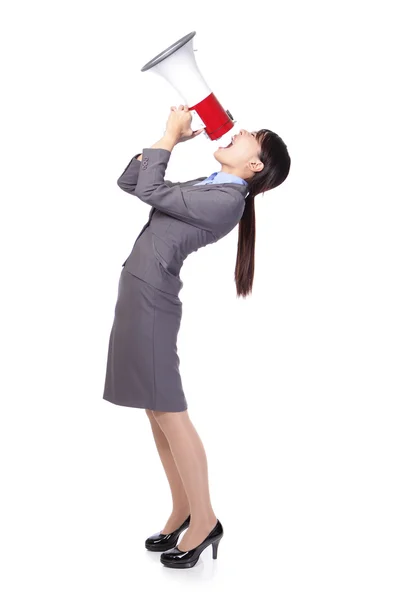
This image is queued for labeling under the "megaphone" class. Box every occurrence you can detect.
[140,31,240,144]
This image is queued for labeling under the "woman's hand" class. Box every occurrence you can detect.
[165,105,205,144]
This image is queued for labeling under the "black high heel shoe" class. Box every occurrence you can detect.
[145,515,191,552]
[160,519,223,569]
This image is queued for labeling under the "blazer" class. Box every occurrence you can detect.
[118,147,248,296]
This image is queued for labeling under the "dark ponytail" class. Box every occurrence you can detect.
[234,129,291,298]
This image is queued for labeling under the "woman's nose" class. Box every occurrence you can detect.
[233,130,247,143]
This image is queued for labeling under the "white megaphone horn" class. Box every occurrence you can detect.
[140,31,240,143]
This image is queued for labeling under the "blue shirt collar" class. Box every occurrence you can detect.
[203,171,248,186]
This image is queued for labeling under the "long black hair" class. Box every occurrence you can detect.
[235,129,291,298]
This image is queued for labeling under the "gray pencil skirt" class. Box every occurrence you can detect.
[103,267,187,412]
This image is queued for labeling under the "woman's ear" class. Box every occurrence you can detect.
[250,159,264,172]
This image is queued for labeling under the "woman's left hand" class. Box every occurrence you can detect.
[165,105,205,143]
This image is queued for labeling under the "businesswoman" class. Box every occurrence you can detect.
[103,105,291,568]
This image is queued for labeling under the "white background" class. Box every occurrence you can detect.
[1,1,399,598]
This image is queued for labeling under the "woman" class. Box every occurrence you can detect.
[103,105,291,569]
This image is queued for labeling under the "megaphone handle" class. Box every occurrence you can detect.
[189,108,206,132]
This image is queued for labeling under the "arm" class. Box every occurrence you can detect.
[117,105,204,195]
[116,134,179,193]
[116,152,143,193]
[132,145,244,233]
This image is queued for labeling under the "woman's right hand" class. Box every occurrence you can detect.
[166,105,205,144]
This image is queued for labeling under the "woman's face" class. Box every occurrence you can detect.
[213,129,264,177]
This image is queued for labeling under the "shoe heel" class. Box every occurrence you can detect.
[212,538,221,559]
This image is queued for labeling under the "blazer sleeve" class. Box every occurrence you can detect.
[123,147,244,233]
[116,152,142,192]
[117,151,181,193]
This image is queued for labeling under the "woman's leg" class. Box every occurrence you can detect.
[151,409,218,551]
[145,408,190,534]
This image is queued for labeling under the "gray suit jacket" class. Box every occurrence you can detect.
[118,147,248,296]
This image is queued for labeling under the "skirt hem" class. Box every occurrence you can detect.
[103,395,188,412]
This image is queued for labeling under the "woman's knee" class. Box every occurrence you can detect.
[152,409,188,428]
[145,408,160,426]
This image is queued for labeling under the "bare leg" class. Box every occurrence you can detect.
[152,409,218,551]
[145,409,190,534]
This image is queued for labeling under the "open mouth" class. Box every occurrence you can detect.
[218,141,233,149]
